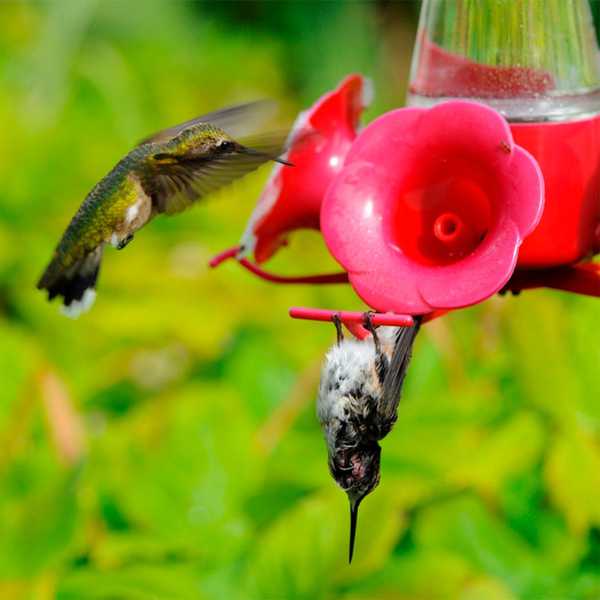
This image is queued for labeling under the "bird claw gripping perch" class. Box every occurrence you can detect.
[289,307,416,340]
[332,313,344,344]
[289,307,446,340]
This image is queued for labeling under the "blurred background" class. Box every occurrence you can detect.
[2,1,600,598]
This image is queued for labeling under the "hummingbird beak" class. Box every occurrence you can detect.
[240,146,294,167]
[348,495,363,564]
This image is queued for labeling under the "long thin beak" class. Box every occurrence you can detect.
[348,496,362,564]
[240,145,293,166]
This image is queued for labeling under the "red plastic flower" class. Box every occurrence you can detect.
[239,73,372,263]
[321,100,544,314]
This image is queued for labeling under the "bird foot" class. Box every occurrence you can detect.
[363,312,381,355]
[333,313,344,345]
[116,234,134,250]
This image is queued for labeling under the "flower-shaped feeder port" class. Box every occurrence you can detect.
[211,73,371,284]
[409,0,600,287]
[321,100,545,315]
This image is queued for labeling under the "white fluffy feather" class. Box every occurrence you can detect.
[60,288,96,319]
[317,327,399,448]
[317,337,377,446]
[125,202,140,224]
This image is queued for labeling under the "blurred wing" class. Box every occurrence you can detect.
[139,100,278,146]
[144,131,289,215]
[379,319,421,424]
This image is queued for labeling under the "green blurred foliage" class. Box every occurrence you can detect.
[1,1,600,599]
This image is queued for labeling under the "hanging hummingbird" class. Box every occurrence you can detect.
[37,101,290,317]
[317,314,421,563]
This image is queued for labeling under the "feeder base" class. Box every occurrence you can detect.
[506,262,600,297]
[210,245,348,285]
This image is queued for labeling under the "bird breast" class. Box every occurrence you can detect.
[125,176,153,228]
[317,338,383,435]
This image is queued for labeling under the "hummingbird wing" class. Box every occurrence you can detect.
[378,318,422,427]
[142,131,289,215]
[138,100,279,146]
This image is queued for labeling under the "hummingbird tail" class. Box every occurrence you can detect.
[37,246,103,318]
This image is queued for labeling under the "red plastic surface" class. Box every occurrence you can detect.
[409,35,600,268]
[289,307,447,336]
[289,307,415,327]
[239,74,370,264]
[394,158,493,267]
[209,245,348,284]
[214,58,600,307]
[321,101,544,314]
[507,261,600,296]
[512,115,600,267]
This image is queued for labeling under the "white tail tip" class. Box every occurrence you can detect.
[60,288,97,319]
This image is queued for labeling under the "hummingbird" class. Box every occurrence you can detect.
[317,313,421,563]
[37,101,290,317]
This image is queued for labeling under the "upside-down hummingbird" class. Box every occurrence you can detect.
[37,101,290,317]
[317,314,421,563]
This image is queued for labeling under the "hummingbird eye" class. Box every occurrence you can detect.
[217,139,235,152]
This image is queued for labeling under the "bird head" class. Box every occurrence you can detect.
[328,440,381,563]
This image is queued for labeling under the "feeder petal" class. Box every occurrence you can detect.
[416,101,516,168]
[495,145,545,236]
[417,217,521,309]
[239,74,372,264]
[321,99,544,314]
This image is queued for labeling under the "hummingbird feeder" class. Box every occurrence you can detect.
[209,0,600,566]
[212,0,600,332]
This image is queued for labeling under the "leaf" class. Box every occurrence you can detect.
[460,577,517,600]
[447,412,546,499]
[506,295,584,428]
[501,467,585,572]
[344,550,474,600]
[87,383,258,562]
[57,564,204,600]
[545,431,600,534]
[244,488,406,598]
[413,494,558,598]
[0,472,79,578]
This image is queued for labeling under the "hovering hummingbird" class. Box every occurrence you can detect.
[37,101,290,317]
[317,314,421,563]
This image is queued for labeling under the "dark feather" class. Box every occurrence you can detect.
[378,317,422,430]
[374,352,389,387]
[145,131,289,215]
[38,246,103,308]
